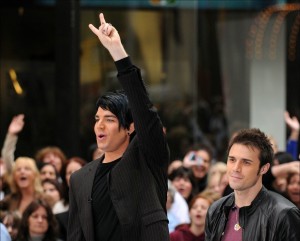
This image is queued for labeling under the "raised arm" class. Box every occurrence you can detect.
[1,114,25,174]
[88,13,127,61]
[284,111,299,159]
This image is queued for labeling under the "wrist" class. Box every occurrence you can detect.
[109,43,128,61]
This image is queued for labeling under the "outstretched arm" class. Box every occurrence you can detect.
[88,13,127,61]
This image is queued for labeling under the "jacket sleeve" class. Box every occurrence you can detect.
[116,57,169,169]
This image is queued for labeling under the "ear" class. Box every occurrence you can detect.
[260,163,270,175]
[127,122,135,135]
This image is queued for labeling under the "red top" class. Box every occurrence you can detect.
[170,224,205,241]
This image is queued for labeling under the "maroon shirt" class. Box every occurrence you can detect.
[222,206,242,241]
[170,224,205,241]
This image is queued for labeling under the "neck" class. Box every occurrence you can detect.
[190,223,204,236]
[30,234,45,241]
[103,139,129,163]
[20,187,35,197]
[234,181,262,207]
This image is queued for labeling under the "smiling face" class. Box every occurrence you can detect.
[189,197,210,227]
[94,107,131,157]
[287,173,300,207]
[13,158,37,191]
[191,150,211,179]
[28,206,49,237]
[227,144,269,193]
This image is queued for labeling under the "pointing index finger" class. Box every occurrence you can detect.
[100,13,106,25]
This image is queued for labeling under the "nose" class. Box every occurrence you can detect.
[95,120,104,130]
[232,161,242,172]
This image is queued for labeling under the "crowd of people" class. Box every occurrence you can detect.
[0,114,93,241]
[1,12,300,241]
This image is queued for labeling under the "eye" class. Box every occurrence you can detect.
[227,157,235,163]
[106,118,115,122]
[244,160,251,165]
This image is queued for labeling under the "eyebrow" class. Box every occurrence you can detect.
[95,114,117,119]
[228,156,253,163]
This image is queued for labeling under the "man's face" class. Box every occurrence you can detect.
[227,144,264,192]
[94,107,129,154]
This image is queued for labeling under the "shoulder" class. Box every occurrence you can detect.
[267,190,297,210]
[71,160,99,179]
[259,190,300,221]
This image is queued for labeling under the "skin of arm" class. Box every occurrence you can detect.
[285,111,300,141]
[271,161,300,178]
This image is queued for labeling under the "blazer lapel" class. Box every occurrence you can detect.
[81,159,100,241]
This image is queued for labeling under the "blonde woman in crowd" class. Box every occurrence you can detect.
[205,161,228,198]
[0,157,44,217]
[1,114,25,200]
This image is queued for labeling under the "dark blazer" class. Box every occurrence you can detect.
[67,58,170,241]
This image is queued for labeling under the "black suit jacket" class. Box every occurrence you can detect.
[67,58,170,241]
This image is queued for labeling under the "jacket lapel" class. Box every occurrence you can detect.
[81,159,100,241]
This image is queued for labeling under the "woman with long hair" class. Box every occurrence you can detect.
[0,157,44,217]
[15,199,60,241]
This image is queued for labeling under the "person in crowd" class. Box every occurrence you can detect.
[35,147,67,183]
[55,156,86,241]
[87,143,104,162]
[263,152,300,194]
[42,179,67,215]
[284,110,299,159]
[170,192,214,241]
[271,151,294,193]
[168,159,183,175]
[169,166,198,203]
[15,199,60,241]
[183,144,213,192]
[167,180,190,233]
[286,172,300,209]
[1,114,25,173]
[1,158,7,200]
[67,13,170,241]
[1,114,25,198]
[205,128,300,241]
[205,161,228,198]
[0,157,44,217]
[1,211,21,241]
[64,157,86,188]
[38,163,59,182]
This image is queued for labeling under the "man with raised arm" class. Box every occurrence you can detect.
[67,13,170,241]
